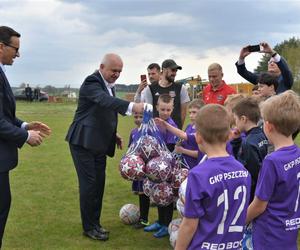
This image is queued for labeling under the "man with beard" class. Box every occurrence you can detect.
[134,63,161,102]
[142,59,190,129]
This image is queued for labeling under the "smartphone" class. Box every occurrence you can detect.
[248,45,261,52]
[140,74,147,82]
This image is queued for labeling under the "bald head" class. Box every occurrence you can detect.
[100,53,123,83]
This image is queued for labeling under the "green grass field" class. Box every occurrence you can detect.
[3,101,300,249]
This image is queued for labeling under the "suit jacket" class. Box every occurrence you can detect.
[0,68,28,173]
[235,57,293,94]
[66,71,130,157]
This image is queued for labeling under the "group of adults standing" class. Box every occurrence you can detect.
[0,24,293,247]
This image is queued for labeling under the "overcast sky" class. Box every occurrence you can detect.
[1,0,300,88]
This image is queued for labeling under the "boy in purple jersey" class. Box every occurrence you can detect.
[175,99,204,168]
[129,111,152,229]
[224,94,245,156]
[246,90,300,250]
[175,104,251,250]
[144,94,178,237]
[231,97,268,202]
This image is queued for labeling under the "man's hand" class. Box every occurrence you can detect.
[116,133,123,150]
[27,130,43,146]
[136,79,147,94]
[26,121,51,138]
[239,46,251,60]
[260,42,274,54]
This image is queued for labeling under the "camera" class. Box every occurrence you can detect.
[248,45,261,52]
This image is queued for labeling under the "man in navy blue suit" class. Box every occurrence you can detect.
[66,53,147,241]
[0,26,51,248]
[235,42,293,94]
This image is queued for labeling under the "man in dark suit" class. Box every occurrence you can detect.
[236,42,293,94]
[66,53,146,241]
[0,26,51,248]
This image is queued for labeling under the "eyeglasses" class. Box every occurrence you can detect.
[1,42,19,54]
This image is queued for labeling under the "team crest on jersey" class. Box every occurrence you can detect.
[217,95,224,101]
[169,91,176,98]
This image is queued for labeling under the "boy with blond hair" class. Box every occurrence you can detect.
[246,90,300,250]
[175,99,205,168]
[144,93,177,237]
[175,104,251,250]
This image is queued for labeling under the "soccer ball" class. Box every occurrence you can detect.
[136,135,161,162]
[168,218,182,235]
[176,198,185,217]
[143,177,154,197]
[171,167,189,189]
[150,181,174,206]
[169,230,179,248]
[178,178,187,204]
[119,204,140,225]
[119,154,145,181]
[145,156,172,182]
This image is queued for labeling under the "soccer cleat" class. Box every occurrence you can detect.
[133,219,150,229]
[144,222,162,232]
[153,226,169,238]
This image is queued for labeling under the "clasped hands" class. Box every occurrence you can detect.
[26,121,51,147]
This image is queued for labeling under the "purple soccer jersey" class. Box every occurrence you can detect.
[184,156,251,250]
[186,133,205,167]
[181,124,200,168]
[128,127,139,147]
[253,144,300,250]
[158,117,178,144]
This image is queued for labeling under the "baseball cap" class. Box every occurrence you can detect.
[162,59,182,70]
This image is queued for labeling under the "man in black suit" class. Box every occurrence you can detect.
[66,53,147,241]
[0,26,51,248]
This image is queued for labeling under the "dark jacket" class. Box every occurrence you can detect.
[0,68,28,172]
[65,71,129,157]
[235,56,293,94]
[231,127,268,201]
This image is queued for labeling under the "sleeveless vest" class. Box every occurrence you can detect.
[149,82,183,129]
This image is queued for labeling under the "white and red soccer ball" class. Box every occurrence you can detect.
[150,181,174,206]
[119,154,145,181]
[119,204,140,225]
[171,167,189,189]
[142,177,153,197]
[145,156,172,183]
[136,135,161,162]
[168,218,182,235]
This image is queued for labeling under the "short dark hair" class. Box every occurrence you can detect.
[0,26,20,44]
[147,63,160,71]
[232,97,261,124]
[158,93,173,104]
[258,72,278,91]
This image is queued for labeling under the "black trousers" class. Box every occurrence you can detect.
[0,172,11,249]
[69,144,107,232]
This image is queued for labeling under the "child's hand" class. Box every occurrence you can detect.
[175,145,184,154]
[154,117,166,128]
[229,127,241,140]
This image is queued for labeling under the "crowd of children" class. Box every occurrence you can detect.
[125,86,300,249]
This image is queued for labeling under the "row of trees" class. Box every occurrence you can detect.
[255,37,300,93]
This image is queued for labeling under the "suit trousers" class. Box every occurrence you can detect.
[0,172,11,249]
[69,144,106,232]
